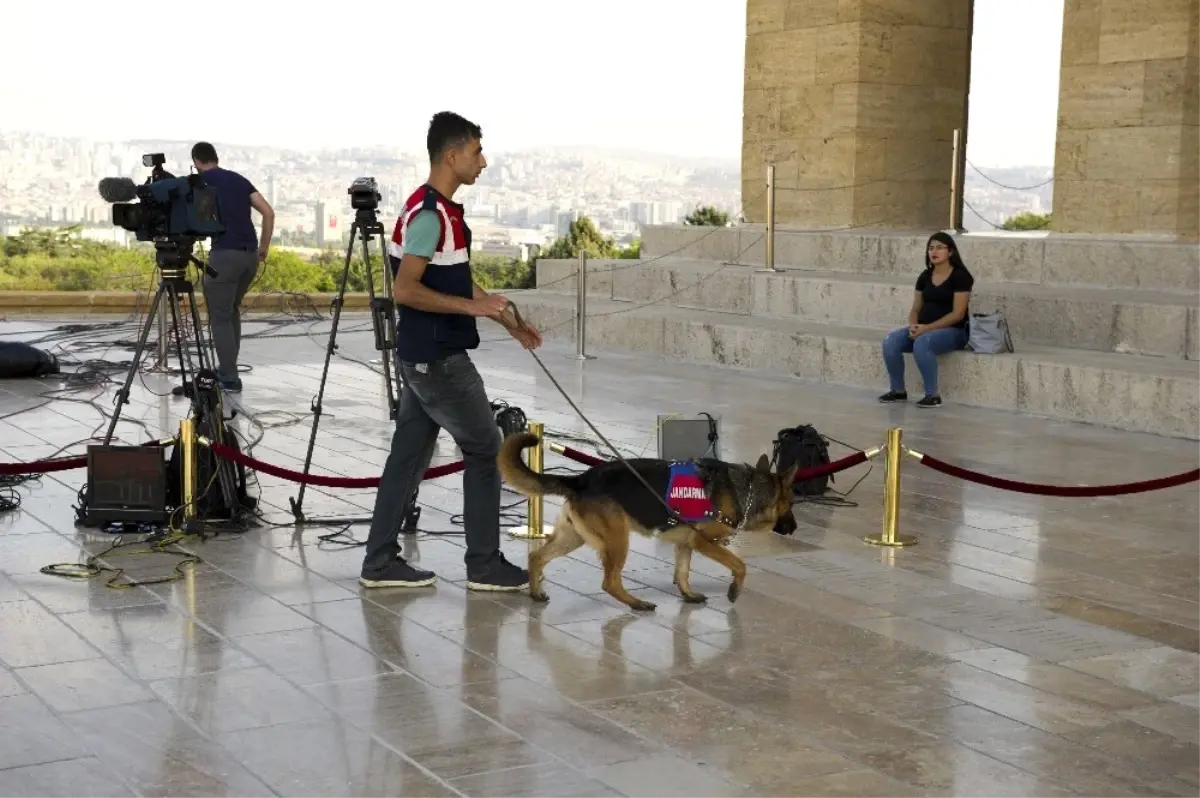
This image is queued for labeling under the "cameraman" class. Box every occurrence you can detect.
[191,142,275,393]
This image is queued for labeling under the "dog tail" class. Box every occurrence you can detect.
[498,432,579,498]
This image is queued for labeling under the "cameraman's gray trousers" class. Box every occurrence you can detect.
[204,249,259,382]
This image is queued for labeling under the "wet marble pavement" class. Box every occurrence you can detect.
[0,313,1197,797]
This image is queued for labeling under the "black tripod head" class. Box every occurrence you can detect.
[348,177,385,232]
[154,234,201,278]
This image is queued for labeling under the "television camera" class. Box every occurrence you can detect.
[97,153,225,269]
[348,176,381,210]
[81,154,248,527]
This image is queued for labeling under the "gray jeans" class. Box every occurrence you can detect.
[204,249,259,381]
[363,353,502,575]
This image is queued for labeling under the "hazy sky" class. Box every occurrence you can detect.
[1,0,1063,167]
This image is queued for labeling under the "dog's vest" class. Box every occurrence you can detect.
[664,462,718,524]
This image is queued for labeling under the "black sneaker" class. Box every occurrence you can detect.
[467,553,529,593]
[878,391,908,403]
[916,395,943,409]
[359,559,437,588]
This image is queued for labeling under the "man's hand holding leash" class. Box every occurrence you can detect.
[473,295,542,351]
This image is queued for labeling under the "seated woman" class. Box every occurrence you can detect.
[878,232,974,409]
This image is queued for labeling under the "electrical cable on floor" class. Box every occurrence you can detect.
[0,473,38,515]
[4,285,867,580]
[289,464,586,550]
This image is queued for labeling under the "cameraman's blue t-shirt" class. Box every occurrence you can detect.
[200,167,259,251]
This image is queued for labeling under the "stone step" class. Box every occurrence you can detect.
[510,290,1200,440]
[535,258,1199,359]
[633,225,1200,293]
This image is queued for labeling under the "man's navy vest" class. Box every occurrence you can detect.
[387,185,479,363]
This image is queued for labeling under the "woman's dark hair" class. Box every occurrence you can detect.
[925,231,967,271]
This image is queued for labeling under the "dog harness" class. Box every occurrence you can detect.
[664,462,716,524]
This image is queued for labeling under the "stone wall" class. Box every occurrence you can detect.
[1053,0,1200,239]
[742,0,972,230]
[635,224,1200,292]
[743,0,1200,239]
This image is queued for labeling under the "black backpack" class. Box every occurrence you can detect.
[772,425,833,497]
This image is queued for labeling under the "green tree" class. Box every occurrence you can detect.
[1001,211,1051,231]
[471,253,533,291]
[0,225,539,293]
[253,250,339,293]
[684,205,730,227]
[540,216,621,260]
[0,226,158,291]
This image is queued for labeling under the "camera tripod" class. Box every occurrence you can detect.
[289,203,407,523]
[95,238,242,518]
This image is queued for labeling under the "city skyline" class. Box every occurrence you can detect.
[1,0,1066,168]
[0,131,747,252]
[0,129,1051,247]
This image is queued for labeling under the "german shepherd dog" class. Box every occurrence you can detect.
[499,432,799,611]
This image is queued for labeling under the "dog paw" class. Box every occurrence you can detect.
[727,582,742,603]
[529,591,550,603]
[631,600,657,612]
[681,592,708,604]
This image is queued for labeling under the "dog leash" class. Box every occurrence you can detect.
[503,300,738,535]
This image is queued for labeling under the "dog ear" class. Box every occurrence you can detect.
[755,454,770,472]
[780,463,798,487]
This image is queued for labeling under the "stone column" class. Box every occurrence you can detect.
[1053,0,1200,239]
[741,0,972,230]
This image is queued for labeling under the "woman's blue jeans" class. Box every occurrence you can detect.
[882,326,967,396]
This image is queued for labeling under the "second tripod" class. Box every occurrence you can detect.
[290,178,400,522]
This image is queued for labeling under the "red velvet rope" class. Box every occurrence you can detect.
[914,452,1199,497]
[0,455,87,476]
[207,442,463,488]
[553,445,869,484]
[0,439,166,477]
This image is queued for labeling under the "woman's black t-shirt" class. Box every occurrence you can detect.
[915,267,974,327]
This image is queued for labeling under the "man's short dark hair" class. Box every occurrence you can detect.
[427,112,482,162]
[191,142,219,164]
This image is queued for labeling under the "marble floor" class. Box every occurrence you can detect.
[0,312,1197,797]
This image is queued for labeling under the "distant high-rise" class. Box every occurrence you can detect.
[267,172,277,207]
[555,209,579,236]
[315,200,342,247]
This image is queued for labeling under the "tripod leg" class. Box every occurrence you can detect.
[188,278,217,377]
[102,282,168,445]
[176,281,241,517]
[362,228,398,419]
[167,284,194,397]
[289,222,358,522]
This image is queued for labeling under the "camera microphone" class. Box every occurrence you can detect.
[98,177,138,203]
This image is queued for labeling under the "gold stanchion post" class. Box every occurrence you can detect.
[506,421,554,540]
[179,417,197,524]
[864,427,917,548]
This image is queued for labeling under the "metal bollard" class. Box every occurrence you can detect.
[179,417,197,524]
[575,251,595,361]
[864,427,917,547]
[950,128,964,232]
[759,163,778,273]
[506,421,555,540]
